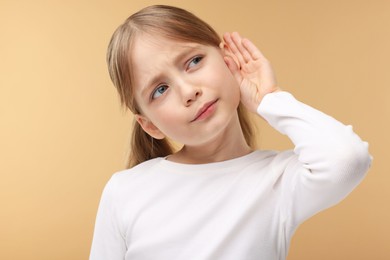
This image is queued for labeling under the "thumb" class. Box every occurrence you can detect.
[224,55,242,84]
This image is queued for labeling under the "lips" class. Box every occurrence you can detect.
[191,99,218,122]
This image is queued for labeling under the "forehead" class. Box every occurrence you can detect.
[131,34,201,70]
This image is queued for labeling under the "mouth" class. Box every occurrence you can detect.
[191,99,218,122]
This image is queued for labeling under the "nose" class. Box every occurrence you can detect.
[185,89,201,106]
[179,81,202,106]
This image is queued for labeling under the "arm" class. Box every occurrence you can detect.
[90,176,126,260]
[223,32,372,226]
[258,91,371,226]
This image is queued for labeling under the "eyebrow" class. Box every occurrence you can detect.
[140,44,202,98]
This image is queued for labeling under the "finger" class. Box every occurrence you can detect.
[241,38,266,61]
[231,32,252,63]
[223,32,246,67]
[220,41,240,69]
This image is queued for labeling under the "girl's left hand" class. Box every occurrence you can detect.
[222,32,280,113]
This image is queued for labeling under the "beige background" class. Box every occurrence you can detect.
[1,0,389,259]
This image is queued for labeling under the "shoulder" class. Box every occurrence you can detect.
[254,149,298,171]
[114,157,164,177]
[104,157,165,194]
[243,149,300,184]
[252,150,315,193]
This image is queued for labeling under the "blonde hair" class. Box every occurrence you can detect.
[107,5,255,168]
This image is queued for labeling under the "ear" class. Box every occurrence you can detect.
[219,41,240,69]
[135,114,165,140]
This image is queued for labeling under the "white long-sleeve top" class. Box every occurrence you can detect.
[90,92,371,260]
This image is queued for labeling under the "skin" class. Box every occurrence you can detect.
[132,32,280,164]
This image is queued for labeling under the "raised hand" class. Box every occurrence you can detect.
[222,32,280,113]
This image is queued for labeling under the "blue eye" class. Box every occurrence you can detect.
[152,84,168,99]
[188,56,203,69]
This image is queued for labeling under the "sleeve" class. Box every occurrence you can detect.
[257,91,372,232]
[90,175,126,260]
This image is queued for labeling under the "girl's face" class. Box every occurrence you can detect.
[132,34,241,147]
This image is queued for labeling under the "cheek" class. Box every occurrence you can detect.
[218,67,241,102]
[217,58,239,85]
[149,110,185,136]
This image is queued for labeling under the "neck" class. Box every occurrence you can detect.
[168,114,253,164]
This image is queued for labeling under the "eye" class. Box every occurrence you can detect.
[152,84,169,99]
[188,56,203,69]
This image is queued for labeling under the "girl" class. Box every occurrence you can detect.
[90,5,371,260]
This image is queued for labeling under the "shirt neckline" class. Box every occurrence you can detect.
[157,150,271,174]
